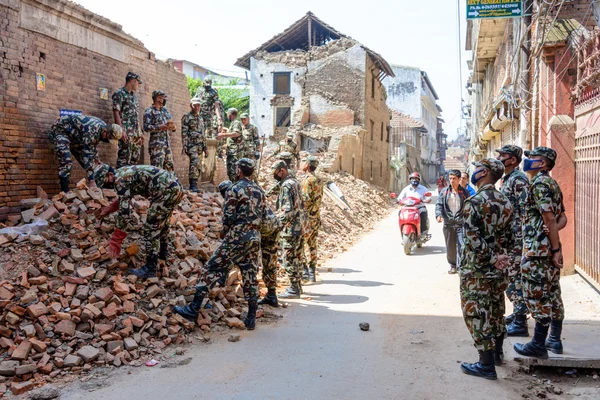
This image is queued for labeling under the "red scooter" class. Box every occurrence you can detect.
[398,192,432,255]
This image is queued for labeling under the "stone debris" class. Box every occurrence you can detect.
[359,323,370,332]
[0,169,391,394]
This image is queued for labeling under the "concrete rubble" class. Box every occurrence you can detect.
[0,170,392,394]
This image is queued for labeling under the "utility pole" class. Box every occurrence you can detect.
[518,0,533,149]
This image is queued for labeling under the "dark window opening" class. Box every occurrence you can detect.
[371,74,375,99]
[380,122,384,141]
[273,72,291,94]
[386,126,390,143]
[380,162,383,177]
[352,157,355,176]
[275,107,291,127]
[339,156,342,171]
[39,52,46,61]
[370,120,374,141]
[370,161,373,179]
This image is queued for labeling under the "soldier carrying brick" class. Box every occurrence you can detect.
[48,114,122,193]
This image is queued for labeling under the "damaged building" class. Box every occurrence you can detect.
[235,12,395,190]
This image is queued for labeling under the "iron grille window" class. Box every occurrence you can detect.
[273,72,291,94]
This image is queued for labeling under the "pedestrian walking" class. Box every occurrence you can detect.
[460,172,477,197]
[435,169,469,274]
[459,158,514,380]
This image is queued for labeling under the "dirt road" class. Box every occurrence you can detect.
[61,204,600,400]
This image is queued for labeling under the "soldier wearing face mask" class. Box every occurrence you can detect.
[398,172,431,236]
[143,90,176,172]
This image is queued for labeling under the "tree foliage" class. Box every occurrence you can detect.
[186,77,249,115]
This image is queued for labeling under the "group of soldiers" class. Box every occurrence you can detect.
[456,145,566,381]
[47,71,325,331]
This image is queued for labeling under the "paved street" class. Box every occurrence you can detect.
[62,203,600,400]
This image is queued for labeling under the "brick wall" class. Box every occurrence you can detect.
[550,0,598,30]
[0,0,191,212]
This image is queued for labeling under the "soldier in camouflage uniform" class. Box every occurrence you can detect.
[195,76,223,139]
[144,90,175,172]
[48,114,123,192]
[173,159,266,330]
[459,158,514,380]
[240,113,261,160]
[272,160,305,298]
[258,205,282,307]
[301,156,324,283]
[181,97,207,192]
[96,165,183,279]
[113,72,143,169]
[495,145,531,337]
[265,152,296,198]
[514,147,567,359]
[218,108,244,182]
[273,133,300,168]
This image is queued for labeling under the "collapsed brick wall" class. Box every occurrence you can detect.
[0,0,191,216]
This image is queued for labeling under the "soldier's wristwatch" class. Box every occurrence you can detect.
[551,247,561,254]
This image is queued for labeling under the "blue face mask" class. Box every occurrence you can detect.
[470,169,485,186]
[411,180,419,187]
[523,158,543,172]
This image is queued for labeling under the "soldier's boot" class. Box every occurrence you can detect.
[505,312,516,325]
[130,255,158,279]
[507,314,529,337]
[513,321,549,359]
[258,288,279,307]
[244,299,258,330]
[545,320,564,354]
[173,285,208,322]
[460,350,497,380]
[302,265,310,283]
[279,283,301,299]
[494,335,505,366]
[308,265,317,283]
[60,177,70,193]
[189,178,200,193]
[158,240,171,261]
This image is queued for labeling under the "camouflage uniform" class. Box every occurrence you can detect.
[225,119,244,182]
[301,158,324,271]
[265,152,296,198]
[144,105,174,172]
[112,87,142,168]
[522,170,565,325]
[275,167,304,286]
[459,160,514,352]
[195,85,221,139]
[260,205,282,290]
[181,111,206,180]
[274,137,300,165]
[241,122,260,159]
[198,177,266,300]
[115,165,183,264]
[48,115,108,181]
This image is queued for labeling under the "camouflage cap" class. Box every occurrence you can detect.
[472,158,505,175]
[203,76,213,85]
[495,144,523,161]
[524,146,557,162]
[218,180,233,197]
[240,113,249,119]
[271,160,288,172]
[306,155,319,167]
[278,151,293,161]
[93,163,116,188]
[126,72,142,84]
[152,90,167,99]
[190,97,202,105]
[287,133,295,139]
[237,158,255,169]
[227,108,239,115]
[108,124,123,141]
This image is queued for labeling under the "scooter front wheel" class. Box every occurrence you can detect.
[402,236,412,255]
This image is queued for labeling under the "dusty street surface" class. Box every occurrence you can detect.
[61,203,600,400]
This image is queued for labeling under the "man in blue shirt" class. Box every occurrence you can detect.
[461,172,477,196]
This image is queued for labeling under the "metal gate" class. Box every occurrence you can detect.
[574,113,600,285]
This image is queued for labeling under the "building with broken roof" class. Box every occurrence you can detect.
[235,12,395,190]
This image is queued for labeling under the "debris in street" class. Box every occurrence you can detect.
[146,360,159,367]
[359,322,370,331]
[228,334,241,342]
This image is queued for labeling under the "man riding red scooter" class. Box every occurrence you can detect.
[397,172,432,254]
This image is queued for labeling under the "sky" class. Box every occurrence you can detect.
[75,0,470,139]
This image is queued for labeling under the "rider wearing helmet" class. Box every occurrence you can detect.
[398,172,431,235]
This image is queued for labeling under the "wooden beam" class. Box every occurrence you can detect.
[308,16,312,48]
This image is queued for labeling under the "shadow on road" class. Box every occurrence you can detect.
[318,267,362,274]
[299,293,370,304]
[310,279,393,288]
[408,245,447,256]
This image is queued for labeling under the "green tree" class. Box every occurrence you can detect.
[186,77,249,116]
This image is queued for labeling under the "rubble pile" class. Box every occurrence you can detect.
[0,184,258,396]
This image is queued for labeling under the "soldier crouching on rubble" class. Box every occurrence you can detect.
[94,164,183,279]
[48,115,123,193]
[173,158,266,330]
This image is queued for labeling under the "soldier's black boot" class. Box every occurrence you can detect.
[505,312,516,325]
[545,320,564,354]
[279,283,301,299]
[59,176,69,193]
[258,288,279,307]
[514,321,549,359]
[158,240,171,261]
[173,285,208,322]
[494,335,505,366]
[244,299,258,330]
[130,255,158,279]
[189,178,199,193]
[507,314,529,337]
[308,265,316,283]
[460,350,497,380]
[302,265,310,283]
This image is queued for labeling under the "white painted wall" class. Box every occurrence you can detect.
[181,61,195,79]
[383,66,422,118]
[249,57,306,138]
